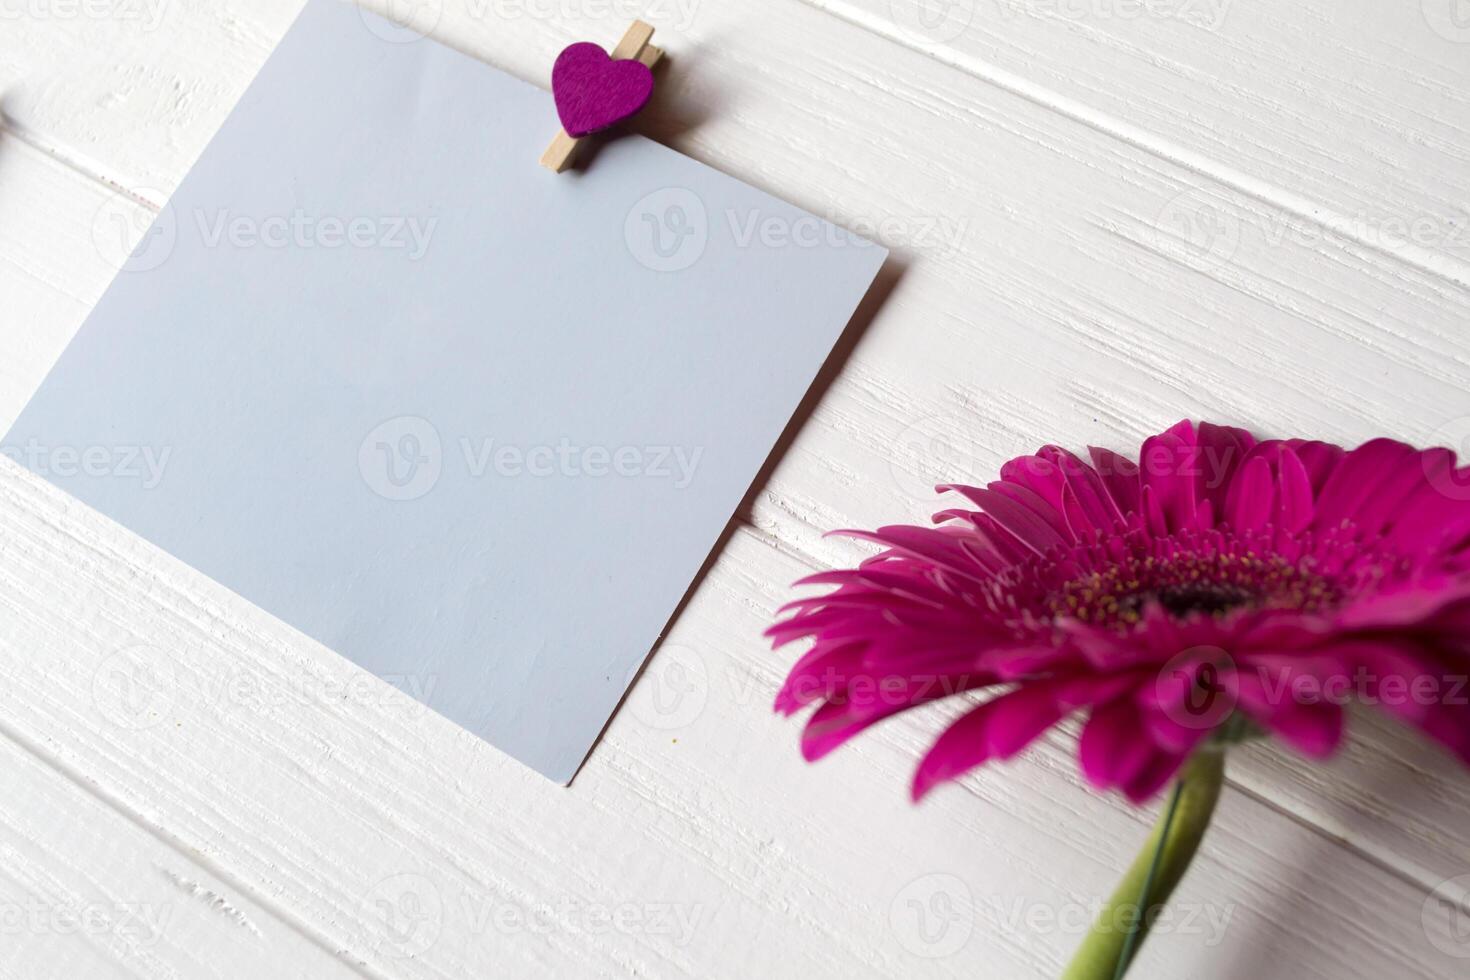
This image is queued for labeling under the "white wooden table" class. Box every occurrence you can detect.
[3,1,1470,976]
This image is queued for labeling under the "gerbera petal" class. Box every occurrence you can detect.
[1275,448,1316,533]
[1160,419,1196,441]
[1385,469,1470,554]
[835,526,993,585]
[1089,446,1141,516]
[799,672,990,761]
[941,485,1068,556]
[1225,456,1274,532]
[911,683,1071,800]
[1312,438,1418,531]
[1284,439,1345,494]
[1140,430,1202,535]
[1000,452,1068,515]
[1351,448,1456,540]
[1052,447,1122,531]
[1235,668,1345,758]
[990,481,1074,542]
[1196,421,1256,518]
[1121,750,1189,804]
[1080,698,1157,789]
[1140,707,1214,755]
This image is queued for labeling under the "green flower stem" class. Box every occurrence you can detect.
[1060,747,1226,980]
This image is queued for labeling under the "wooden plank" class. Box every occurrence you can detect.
[2,0,1470,875]
[812,0,1470,286]
[2,0,1470,975]
[0,729,364,979]
[0,449,1463,977]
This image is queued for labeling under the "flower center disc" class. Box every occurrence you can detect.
[1046,549,1340,630]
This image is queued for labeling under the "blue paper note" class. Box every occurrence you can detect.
[4,0,885,782]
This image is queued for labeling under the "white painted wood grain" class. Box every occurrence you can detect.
[0,459,1465,978]
[0,728,363,980]
[2,0,1470,976]
[821,0,1470,286]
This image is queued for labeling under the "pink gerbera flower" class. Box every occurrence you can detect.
[769,420,1470,803]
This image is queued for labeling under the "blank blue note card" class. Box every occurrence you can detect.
[2,0,885,782]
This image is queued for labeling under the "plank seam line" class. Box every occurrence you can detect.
[0,119,167,210]
[0,717,388,980]
[793,0,1470,291]
[1205,764,1443,896]
[8,17,1468,294]
[0,494,1444,943]
[736,516,1447,898]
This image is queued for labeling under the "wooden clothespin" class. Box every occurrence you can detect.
[540,21,663,173]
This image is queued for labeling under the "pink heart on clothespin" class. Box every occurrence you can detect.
[551,42,655,138]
